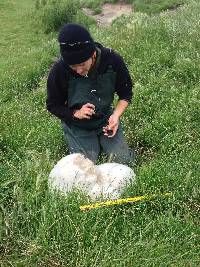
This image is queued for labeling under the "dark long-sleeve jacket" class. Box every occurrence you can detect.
[46,43,133,125]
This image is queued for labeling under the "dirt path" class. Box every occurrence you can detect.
[82,3,133,27]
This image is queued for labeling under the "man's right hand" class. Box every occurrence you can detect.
[73,103,95,119]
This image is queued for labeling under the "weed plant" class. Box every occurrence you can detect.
[1,0,200,266]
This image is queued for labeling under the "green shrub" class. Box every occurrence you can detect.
[36,0,80,33]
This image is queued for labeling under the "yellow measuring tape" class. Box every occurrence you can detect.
[80,192,172,211]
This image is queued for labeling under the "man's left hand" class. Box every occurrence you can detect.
[103,114,119,137]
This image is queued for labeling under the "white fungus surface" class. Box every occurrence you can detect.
[49,153,135,200]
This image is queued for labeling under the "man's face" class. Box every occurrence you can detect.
[69,57,93,76]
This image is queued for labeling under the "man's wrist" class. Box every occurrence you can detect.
[112,111,121,118]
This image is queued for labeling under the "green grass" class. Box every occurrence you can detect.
[1,0,200,266]
[0,0,59,102]
[132,0,186,14]
[0,0,94,104]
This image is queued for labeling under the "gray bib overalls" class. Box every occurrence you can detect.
[62,49,132,163]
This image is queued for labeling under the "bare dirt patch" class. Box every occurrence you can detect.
[82,3,133,27]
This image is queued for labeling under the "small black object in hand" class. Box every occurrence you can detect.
[107,129,113,136]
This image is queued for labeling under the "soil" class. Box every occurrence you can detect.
[82,3,133,27]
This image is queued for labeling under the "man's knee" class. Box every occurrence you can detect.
[109,149,134,165]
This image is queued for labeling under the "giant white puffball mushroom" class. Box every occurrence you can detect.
[49,153,135,200]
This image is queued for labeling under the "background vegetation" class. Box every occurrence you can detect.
[0,0,199,266]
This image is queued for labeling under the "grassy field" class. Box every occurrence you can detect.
[1,0,200,266]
